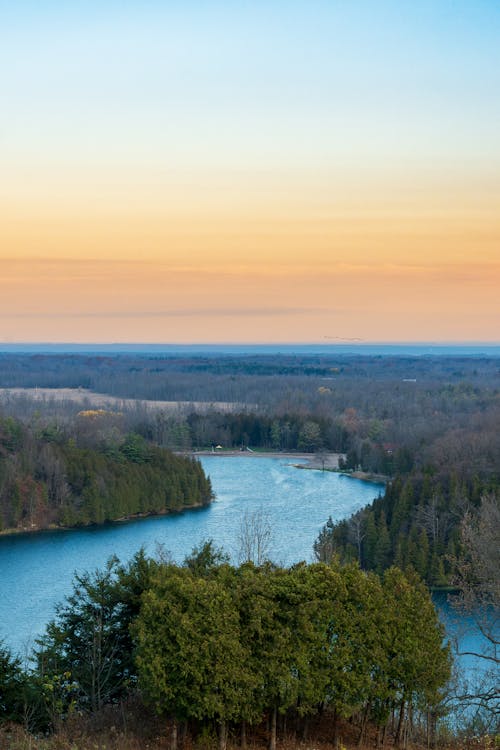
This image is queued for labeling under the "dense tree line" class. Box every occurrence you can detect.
[315,477,499,589]
[1,546,451,750]
[1,353,499,479]
[0,414,213,532]
[1,353,499,401]
[135,411,346,453]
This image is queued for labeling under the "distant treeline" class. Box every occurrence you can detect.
[139,411,349,453]
[1,546,450,750]
[1,352,499,400]
[0,414,212,532]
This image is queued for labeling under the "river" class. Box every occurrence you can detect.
[0,456,382,655]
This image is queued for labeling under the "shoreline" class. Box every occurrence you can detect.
[0,455,386,539]
[189,450,387,482]
[188,449,343,469]
[189,450,388,483]
[0,500,210,539]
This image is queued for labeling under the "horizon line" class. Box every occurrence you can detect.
[1,341,500,348]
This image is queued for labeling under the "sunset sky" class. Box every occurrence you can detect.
[1,0,499,343]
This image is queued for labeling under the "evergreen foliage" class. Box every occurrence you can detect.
[1,547,451,747]
[131,552,451,747]
[0,415,213,532]
[35,552,159,717]
[0,641,27,723]
[314,475,499,587]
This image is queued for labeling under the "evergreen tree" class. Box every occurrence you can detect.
[0,641,27,724]
[374,511,391,574]
[35,558,135,714]
[415,528,430,579]
[382,568,451,745]
[363,511,377,568]
[134,567,253,750]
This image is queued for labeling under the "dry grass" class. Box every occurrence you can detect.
[0,388,244,415]
[0,706,491,750]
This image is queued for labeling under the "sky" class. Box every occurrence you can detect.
[1,0,499,344]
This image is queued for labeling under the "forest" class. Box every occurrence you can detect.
[314,475,499,587]
[0,412,213,532]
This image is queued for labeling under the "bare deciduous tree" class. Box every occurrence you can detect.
[348,510,366,564]
[415,494,452,545]
[237,507,272,565]
[454,493,500,615]
[450,492,500,726]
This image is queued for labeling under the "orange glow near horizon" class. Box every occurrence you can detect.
[2,166,499,344]
[1,244,499,344]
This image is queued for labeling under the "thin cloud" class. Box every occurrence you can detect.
[3,307,336,319]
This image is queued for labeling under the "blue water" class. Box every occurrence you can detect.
[434,593,498,728]
[0,457,382,655]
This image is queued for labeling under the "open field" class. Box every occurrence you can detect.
[0,387,247,414]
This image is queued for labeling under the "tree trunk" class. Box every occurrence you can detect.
[302,715,309,741]
[269,705,277,750]
[332,707,339,749]
[120,699,127,733]
[241,720,247,750]
[430,711,438,750]
[382,723,387,748]
[171,719,178,750]
[180,721,188,748]
[395,699,405,747]
[219,719,227,750]
[404,703,412,750]
[358,702,371,747]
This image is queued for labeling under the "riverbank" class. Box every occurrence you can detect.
[349,469,389,483]
[189,449,344,469]
[0,500,210,538]
[189,450,388,483]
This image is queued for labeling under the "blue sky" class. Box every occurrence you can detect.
[2,0,499,172]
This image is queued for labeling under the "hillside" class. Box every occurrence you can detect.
[315,473,499,589]
[0,414,213,533]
